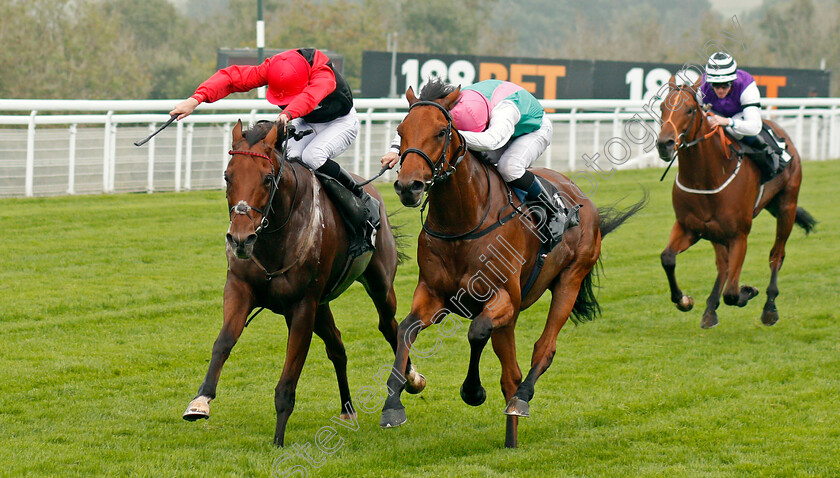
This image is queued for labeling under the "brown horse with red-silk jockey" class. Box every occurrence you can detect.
[380,84,643,447]
[656,76,816,328]
[182,120,425,446]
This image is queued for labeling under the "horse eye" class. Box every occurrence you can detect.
[686,108,695,114]
[437,129,447,138]
[264,175,273,187]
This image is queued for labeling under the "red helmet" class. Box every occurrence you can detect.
[265,52,311,106]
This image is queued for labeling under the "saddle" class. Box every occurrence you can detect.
[314,172,382,302]
[731,124,792,183]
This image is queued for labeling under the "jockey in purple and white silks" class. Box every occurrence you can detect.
[382,78,567,245]
[701,52,762,139]
[701,52,784,174]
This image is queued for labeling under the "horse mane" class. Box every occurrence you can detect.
[244,120,277,148]
[419,77,459,102]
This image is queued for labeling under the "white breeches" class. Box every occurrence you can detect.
[487,116,553,182]
[285,108,360,169]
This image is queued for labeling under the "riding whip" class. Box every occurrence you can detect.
[133,115,178,147]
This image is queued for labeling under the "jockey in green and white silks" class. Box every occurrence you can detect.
[383,78,568,247]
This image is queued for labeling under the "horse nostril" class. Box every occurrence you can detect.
[244,234,257,247]
[225,233,236,247]
[410,180,425,193]
[393,180,403,194]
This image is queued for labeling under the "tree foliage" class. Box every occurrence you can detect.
[0,0,837,99]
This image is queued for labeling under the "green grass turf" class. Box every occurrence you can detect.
[1,160,838,477]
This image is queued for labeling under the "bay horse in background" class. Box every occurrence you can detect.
[182,120,425,446]
[380,84,645,448]
[657,76,817,329]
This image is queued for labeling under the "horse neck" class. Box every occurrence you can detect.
[424,150,491,231]
[677,116,732,188]
[262,161,307,241]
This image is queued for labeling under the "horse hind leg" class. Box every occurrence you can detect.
[701,243,729,328]
[313,304,355,420]
[505,265,587,419]
[274,300,317,447]
[761,198,799,326]
[485,325,522,448]
[661,222,700,312]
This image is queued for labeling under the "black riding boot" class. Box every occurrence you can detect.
[511,171,567,249]
[317,159,380,249]
[317,160,365,198]
[743,135,780,178]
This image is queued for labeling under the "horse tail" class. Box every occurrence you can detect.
[570,193,648,324]
[794,207,817,235]
[598,192,648,238]
[570,259,602,324]
[388,210,411,265]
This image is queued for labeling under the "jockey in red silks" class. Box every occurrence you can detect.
[382,78,569,245]
[171,48,367,198]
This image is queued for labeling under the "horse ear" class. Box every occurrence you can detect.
[441,86,461,110]
[406,86,418,106]
[232,119,244,145]
[692,75,702,91]
[263,122,278,150]
[667,75,677,90]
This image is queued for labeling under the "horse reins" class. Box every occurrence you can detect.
[660,86,731,181]
[400,99,524,240]
[660,87,743,194]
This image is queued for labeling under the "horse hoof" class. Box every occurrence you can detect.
[183,396,211,421]
[676,295,694,312]
[701,312,719,329]
[503,397,530,417]
[761,306,779,326]
[380,408,407,428]
[460,383,487,407]
[739,286,760,307]
[405,366,426,395]
[339,412,358,422]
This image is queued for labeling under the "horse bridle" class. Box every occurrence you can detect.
[661,86,723,151]
[227,132,297,235]
[399,100,467,188]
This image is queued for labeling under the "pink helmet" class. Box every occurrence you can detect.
[450,89,490,132]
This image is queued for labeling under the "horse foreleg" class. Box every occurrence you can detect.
[489,326,522,448]
[661,221,700,312]
[721,234,759,308]
[380,284,443,429]
[701,243,729,329]
[361,271,425,395]
[762,200,797,326]
[313,304,354,420]
[184,277,254,421]
[274,300,317,447]
[461,290,516,408]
